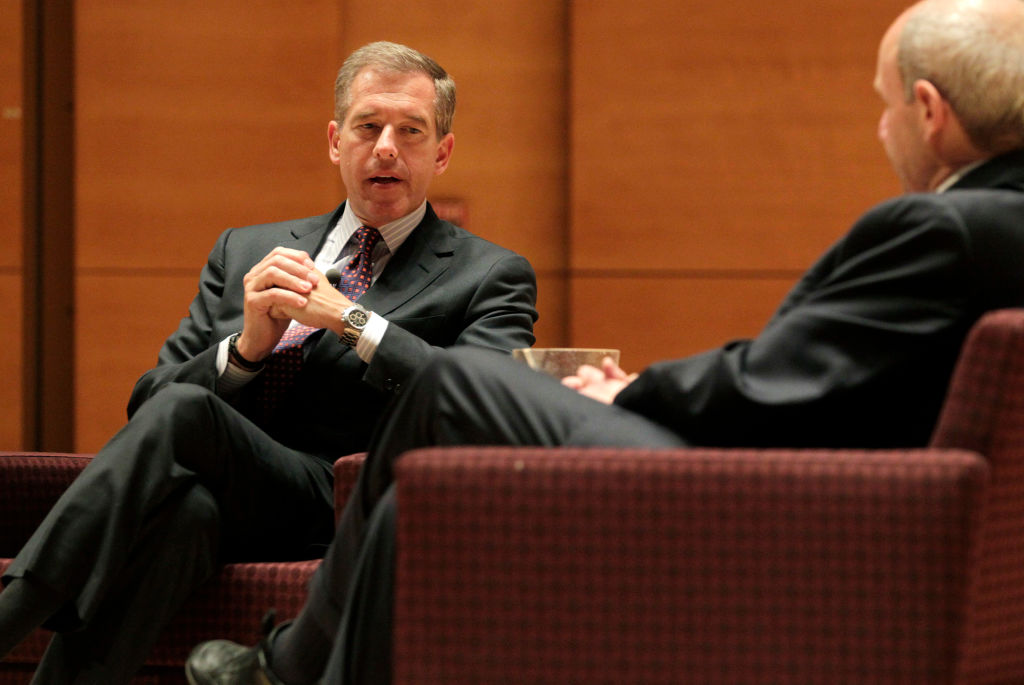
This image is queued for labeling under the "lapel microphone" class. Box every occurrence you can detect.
[325,268,342,288]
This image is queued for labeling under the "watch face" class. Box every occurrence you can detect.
[347,308,369,328]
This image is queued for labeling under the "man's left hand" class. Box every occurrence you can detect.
[561,357,637,404]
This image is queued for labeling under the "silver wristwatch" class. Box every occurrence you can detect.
[340,303,370,347]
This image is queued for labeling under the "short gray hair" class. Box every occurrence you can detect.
[334,41,456,137]
[898,0,1024,153]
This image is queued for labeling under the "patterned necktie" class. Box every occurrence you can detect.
[336,225,382,300]
[259,226,383,415]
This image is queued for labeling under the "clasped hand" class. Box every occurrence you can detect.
[561,357,638,405]
[235,247,352,362]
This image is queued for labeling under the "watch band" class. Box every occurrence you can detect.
[341,305,370,347]
[228,332,265,371]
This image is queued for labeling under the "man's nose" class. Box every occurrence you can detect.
[374,126,398,160]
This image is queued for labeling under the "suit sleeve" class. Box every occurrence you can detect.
[614,196,975,447]
[125,230,235,418]
[363,252,538,393]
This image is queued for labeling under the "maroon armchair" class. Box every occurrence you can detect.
[0,453,366,683]
[390,308,1024,684]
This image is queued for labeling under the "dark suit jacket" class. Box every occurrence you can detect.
[616,149,1024,448]
[127,202,538,459]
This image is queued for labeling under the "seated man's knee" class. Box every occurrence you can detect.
[132,382,221,426]
[415,347,508,390]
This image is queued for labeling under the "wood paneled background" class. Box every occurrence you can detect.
[1,0,24,450]
[4,0,911,452]
[570,0,906,365]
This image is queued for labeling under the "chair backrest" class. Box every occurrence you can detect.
[0,452,92,556]
[929,308,1024,682]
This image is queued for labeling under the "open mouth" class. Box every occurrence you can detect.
[370,176,400,185]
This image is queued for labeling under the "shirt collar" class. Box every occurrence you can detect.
[936,159,988,193]
[336,200,426,254]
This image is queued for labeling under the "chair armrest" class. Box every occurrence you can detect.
[333,452,366,523]
[0,452,93,556]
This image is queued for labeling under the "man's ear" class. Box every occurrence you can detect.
[433,132,455,175]
[913,79,949,145]
[327,121,342,164]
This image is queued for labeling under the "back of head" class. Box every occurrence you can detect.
[334,41,456,137]
[898,0,1024,154]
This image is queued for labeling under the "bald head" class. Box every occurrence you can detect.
[896,0,1024,154]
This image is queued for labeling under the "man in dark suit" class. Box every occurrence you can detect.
[0,41,537,682]
[183,0,1024,683]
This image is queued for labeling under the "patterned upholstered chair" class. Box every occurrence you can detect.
[390,308,1024,684]
[0,453,366,683]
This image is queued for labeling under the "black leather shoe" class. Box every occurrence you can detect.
[185,616,288,685]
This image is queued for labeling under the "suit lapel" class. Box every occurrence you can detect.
[278,203,346,258]
[357,208,454,317]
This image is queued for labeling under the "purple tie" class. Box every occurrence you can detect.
[259,226,383,414]
[336,225,382,300]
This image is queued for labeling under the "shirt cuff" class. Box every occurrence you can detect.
[215,335,262,395]
[354,313,388,363]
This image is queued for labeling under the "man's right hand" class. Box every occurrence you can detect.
[235,247,319,362]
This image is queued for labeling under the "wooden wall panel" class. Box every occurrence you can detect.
[571,276,796,372]
[74,1,341,451]
[570,0,908,368]
[76,1,341,271]
[338,0,569,345]
[571,0,907,271]
[75,275,197,450]
[0,276,23,449]
[73,278,566,449]
[534,272,567,347]
[0,0,22,270]
[1,0,23,448]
